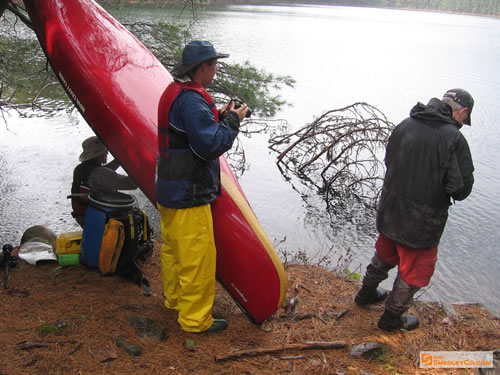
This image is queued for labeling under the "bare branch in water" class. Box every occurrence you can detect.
[269,102,394,207]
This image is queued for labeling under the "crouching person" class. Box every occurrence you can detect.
[70,136,137,227]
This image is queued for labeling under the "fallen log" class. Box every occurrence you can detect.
[215,341,346,362]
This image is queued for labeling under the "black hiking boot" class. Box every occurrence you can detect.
[202,319,228,333]
[354,286,389,306]
[377,311,419,332]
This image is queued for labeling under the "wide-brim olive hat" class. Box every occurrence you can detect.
[79,136,108,162]
[171,40,229,79]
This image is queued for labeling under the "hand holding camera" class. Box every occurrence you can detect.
[221,99,252,121]
[221,99,252,122]
[232,99,252,118]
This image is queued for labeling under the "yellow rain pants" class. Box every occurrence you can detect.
[158,203,216,332]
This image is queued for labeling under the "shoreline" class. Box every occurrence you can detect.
[1,240,499,374]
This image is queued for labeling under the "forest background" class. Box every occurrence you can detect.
[97,0,500,17]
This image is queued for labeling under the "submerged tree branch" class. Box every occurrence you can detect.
[269,102,395,205]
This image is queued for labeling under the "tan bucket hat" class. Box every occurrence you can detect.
[79,136,108,162]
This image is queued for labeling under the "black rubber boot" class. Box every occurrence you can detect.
[378,311,419,332]
[202,319,228,333]
[354,253,395,306]
[378,275,420,332]
[355,286,389,306]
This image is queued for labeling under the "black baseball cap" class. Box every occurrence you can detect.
[443,88,474,126]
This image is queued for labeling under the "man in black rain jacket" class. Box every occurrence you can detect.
[354,89,474,332]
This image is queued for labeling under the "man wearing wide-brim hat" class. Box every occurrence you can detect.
[156,41,248,333]
[70,136,137,227]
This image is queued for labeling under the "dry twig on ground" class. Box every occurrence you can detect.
[214,341,347,362]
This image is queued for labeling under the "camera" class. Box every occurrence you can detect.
[232,99,252,118]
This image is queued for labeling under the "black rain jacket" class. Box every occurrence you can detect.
[376,98,474,248]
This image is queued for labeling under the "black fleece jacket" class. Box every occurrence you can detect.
[376,98,474,248]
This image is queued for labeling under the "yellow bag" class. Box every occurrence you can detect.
[98,219,125,275]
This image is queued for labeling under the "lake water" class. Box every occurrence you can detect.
[1,4,499,314]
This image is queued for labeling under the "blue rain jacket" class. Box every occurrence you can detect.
[156,82,240,208]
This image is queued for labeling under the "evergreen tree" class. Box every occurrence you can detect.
[1,1,294,118]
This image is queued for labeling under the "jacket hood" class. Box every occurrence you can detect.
[410,98,463,129]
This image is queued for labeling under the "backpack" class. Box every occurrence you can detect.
[98,219,125,274]
[98,207,153,295]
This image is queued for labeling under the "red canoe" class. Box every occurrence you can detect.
[24,0,287,323]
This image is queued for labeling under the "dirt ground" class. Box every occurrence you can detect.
[0,241,498,375]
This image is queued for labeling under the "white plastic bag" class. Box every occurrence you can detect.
[18,242,57,265]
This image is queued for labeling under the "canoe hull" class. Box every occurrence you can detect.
[24,0,287,323]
